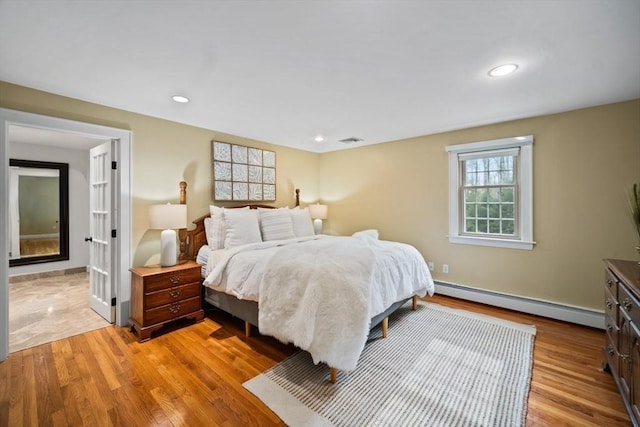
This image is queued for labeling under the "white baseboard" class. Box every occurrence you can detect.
[434,281,604,329]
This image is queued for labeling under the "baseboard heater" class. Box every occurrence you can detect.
[433,280,604,329]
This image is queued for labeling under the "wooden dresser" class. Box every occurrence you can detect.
[130,261,204,342]
[604,259,640,426]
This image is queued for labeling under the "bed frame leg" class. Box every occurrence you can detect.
[412,295,418,310]
[329,367,337,384]
[245,321,251,337]
[382,317,389,338]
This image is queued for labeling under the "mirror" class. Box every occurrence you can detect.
[9,159,69,266]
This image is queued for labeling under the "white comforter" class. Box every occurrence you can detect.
[203,234,434,371]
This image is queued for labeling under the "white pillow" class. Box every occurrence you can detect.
[223,208,262,248]
[290,207,315,237]
[258,208,296,241]
[207,206,227,249]
[204,217,215,248]
[207,206,249,249]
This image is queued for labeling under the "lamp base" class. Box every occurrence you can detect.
[313,218,323,235]
[160,229,178,267]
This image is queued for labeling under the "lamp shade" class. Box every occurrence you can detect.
[309,204,328,220]
[148,203,187,230]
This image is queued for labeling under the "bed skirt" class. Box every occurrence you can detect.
[203,286,410,332]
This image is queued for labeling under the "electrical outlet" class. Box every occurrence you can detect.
[443,264,449,273]
[428,262,434,271]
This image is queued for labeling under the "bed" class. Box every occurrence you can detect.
[177,182,434,382]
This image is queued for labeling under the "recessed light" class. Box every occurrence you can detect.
[314,135,324,142]
[515,136,527,140]
[488,64,518,77]
[172,95,190,103]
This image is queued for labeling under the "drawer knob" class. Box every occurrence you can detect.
[606,279,614,286]
[607,324,613,331]
[608,345,615,356]
[169,275,181,284]
[623,298,633,311]
[169,304,181,314]
[169,289,181,298]
[606,299,613,309]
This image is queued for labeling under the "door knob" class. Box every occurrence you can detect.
[84,237,93,242]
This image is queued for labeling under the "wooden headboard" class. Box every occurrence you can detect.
[177,181,300,261]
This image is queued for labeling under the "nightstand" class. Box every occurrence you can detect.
[129,261,204,342]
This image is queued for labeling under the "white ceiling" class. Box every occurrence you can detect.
[1,1,638,153]
[8,125,107,151]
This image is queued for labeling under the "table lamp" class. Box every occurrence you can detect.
[308,203,328,235]
[148,203,187,266]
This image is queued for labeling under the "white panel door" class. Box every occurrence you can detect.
[88,141,114,322]
[8,167,20,259]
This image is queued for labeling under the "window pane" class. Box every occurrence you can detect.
[477,188,487,203]
[501,188,514,202]
[477,220,488,233]
[489,204,500,218]
[477,204,487,218]
[464,188,476,201]
[489,220,501,233]
[465,203,476,218]
[502,220,515,235]
[467,159,477,172]
[488,188,500,202]
[465,219,476,232]
[465,172,476,186]
[489,157,500,171]
[501,170,514,184]
[501,204,514,219]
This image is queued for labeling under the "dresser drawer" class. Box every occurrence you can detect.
[145,282,201,309]
[605,312,620,350]
[605,268,618,299]
[605,284,619,324]
[618,285,640,326]
[145,268,201,292]
[143,296,201,326]
[604,337,619,379]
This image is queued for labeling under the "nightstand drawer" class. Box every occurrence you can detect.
[145,282,200,309]
[145,268,201,292]
[144,296,201,326]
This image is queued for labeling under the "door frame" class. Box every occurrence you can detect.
[0,108,132,361]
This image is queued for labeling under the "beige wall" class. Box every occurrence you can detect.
[2,81,638,311]
[0,82,320,267]
[319,100,640,310]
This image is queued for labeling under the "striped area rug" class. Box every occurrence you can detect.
[244,301,536,427]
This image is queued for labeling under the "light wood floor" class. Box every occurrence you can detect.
[9,272,110,353]
[0,294,631,426]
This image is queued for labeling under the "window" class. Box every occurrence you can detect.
[446,136,534,250]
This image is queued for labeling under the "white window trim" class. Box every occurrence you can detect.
[446,135,535,250]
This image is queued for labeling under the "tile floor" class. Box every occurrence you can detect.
[9,272,111,353]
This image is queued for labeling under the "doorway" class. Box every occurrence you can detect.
[0,108,132,362]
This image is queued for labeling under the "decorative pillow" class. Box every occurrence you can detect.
[258,208,296,241]
[289,206,315,237]
[204,217,215,248]
[207,206,227,249]
[223,208,262,248]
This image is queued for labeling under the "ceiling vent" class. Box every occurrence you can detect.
[339,137,363,144]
